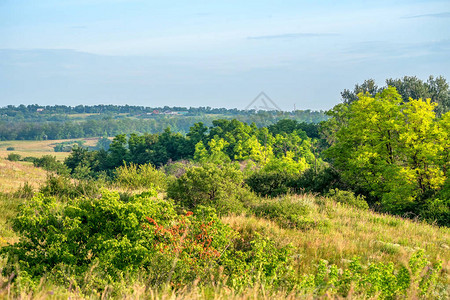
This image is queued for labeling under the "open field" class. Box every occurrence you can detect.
[0,137,101,161]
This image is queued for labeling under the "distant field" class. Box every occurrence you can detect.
[65,113,101,118]
[0,137,101,161]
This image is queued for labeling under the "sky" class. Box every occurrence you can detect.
[0,0,449,111]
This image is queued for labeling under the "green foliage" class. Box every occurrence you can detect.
[220,234,295,290]
[325,87,449,217]
[245,171,300,197]
[327,188,369,210]
[6,153,21,161]
[21,156,37,163]
[262,151,309,174]
[53,140,84,152]
[296,166,344,194]
[297,251,442,298]
[252,197,321,230]
[0,191,297,293]
[419,197,450,227]
[114,162,166,191]
[341,76,450,117]
[33,155,69,175]
[1,191,175,282]
[6,146,15,151]
[167,163,252,215]
[13,182,34,199]
[39,175,100,199]
[94,137,111,150]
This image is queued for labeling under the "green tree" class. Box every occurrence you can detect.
[325,87,448,213]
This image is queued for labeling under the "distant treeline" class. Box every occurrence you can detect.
[0,104,327,122]
[0,110,328,140]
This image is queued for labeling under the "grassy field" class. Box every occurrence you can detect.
[0,159,48,193]
[0,161,449,298]
[0,138,101,161]
[224,195,450,275]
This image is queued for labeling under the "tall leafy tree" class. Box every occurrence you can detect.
[325,87,448,213]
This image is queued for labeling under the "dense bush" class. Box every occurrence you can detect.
[245,171,300,197]
[296,166,344,194]
[1,191,297,292]
[419,199,450,227]
[167,163,254,215]
[39,175,101,199]
[327,188,369,210]
[114,162,167,191]
[246,166,347,198]
[1,191,176,283]
[252,196,314,229]
[6,153,21,161]
[6,146,15,151]
[21,156,37,162]
[33,155,69,175]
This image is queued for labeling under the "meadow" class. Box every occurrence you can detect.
[0,157,448,299]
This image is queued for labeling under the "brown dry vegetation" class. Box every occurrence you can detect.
[0,159,48,193]
[0,138,101,161]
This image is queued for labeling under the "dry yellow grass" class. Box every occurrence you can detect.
[0,159,48,193]
[222,194,450,276]
[0,138,101,161]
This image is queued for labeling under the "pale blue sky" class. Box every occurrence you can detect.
[1,0,449,110]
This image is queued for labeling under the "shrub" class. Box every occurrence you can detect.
[161,160,193,178]
[6,153,21,161]
[167,163,251,215]
[22,156,37,163]
[252,196,311,229]
[39,174,100,199]
[6,146,15,151]
[1,191,176,282]
[14,182,34,199]
[419,198,450,227]
[220,233,296,290]
[298,251,442,298]
[296,166,344,194]
[327,188,369,210]
[245,171,300,197]
[114,162,167,191]
[33,155,69,175]
[0,191,236,290]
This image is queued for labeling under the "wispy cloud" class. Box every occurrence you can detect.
[247,33,339,40]
[403,12,450,19]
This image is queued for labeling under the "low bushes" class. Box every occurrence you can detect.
[297,250,442,298]
[6,153,21,161]
[33,155,69,175]
[1,191,296,293]
[327,188,369,210]
[39,174,101,199]
[114,162,167,191]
